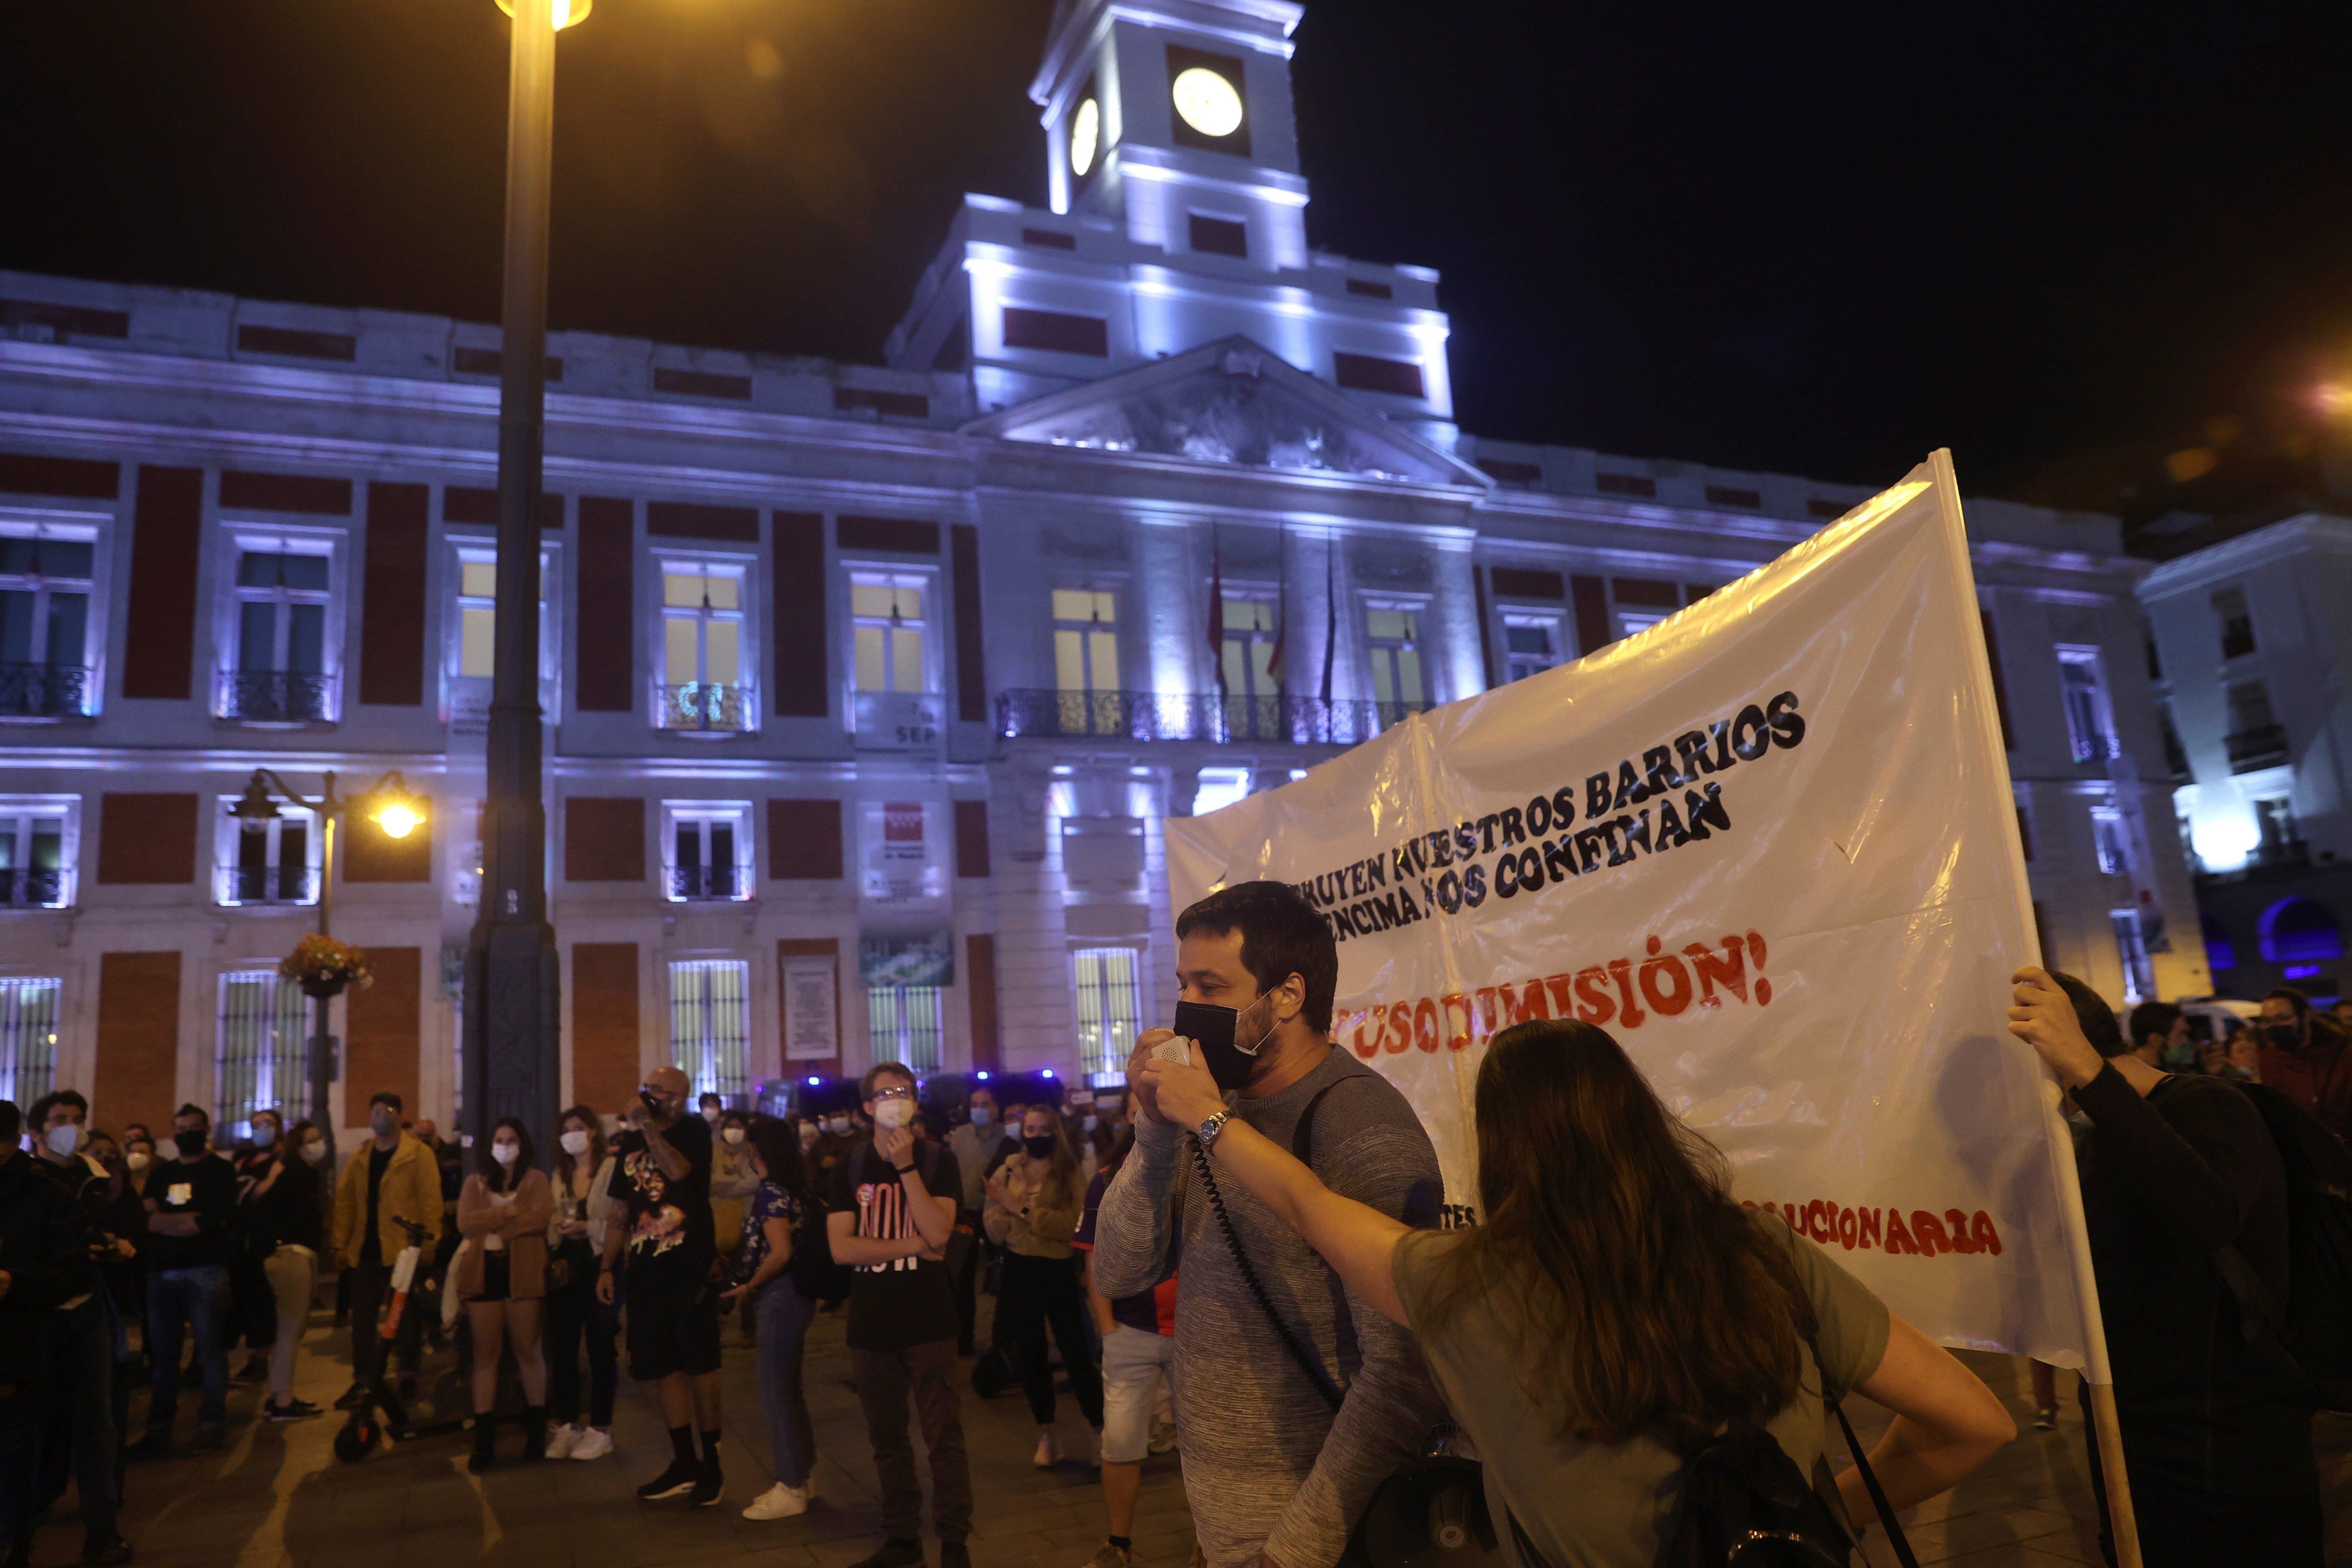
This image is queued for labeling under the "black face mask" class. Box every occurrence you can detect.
[2265,1023,2303,1050]
[1022,1135,1055,1161]
[1186,994,1276,1092]
[173,1130,208,1157]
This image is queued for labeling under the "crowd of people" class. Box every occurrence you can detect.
[3,881,2343,1567]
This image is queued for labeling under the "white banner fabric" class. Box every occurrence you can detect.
[1164,455,2099,1368]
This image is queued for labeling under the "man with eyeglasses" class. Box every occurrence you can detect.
[827,1062,970,1568]
[600,1065,725,1507]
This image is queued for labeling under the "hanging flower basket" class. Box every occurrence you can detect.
[282,934,373,999]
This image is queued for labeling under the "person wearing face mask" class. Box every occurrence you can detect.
[945,1087,1014,1356]
[228,1107,288,1385]
[2127,1001,2199,1075]
[600,1065,727,1507]
[700,1092,725,1126]
[2255,986,2352,1138]
[1063,1087,1115,1188]
[722,1115,823,1521]
[710,1109,759,1277]
[456,1117,555,1471]
[0,1097,102,1568]
[129,1104,241,1457]
[827,1063,970,1568]
[328,1091,443,1411]
[243,1118,326,1421]
[544,1104,620,1461]
[1093,882,1445,1568]
[983,1107,1102,1470]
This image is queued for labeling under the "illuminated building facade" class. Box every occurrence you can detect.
[0,0,2204,1134]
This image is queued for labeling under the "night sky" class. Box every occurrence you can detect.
[7,1,2351,527]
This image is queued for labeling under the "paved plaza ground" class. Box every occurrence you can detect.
[22,1295,2352,1568]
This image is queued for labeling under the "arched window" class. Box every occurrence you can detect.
[2258,898,2344,966]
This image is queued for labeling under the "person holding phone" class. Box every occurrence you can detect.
[1093,881,1446,1568]
[600,1065,725,1507]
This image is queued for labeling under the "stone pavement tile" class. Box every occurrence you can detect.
[1900,1504,2098,1564]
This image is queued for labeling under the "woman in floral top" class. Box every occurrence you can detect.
[720,1115,818,1520]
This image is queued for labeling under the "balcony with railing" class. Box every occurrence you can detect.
[218,670,335,724]
[215,864,319,907]
[0,664,92,720]
[0,868,70,910]
[2227,723,2291,774]
[669,863,747,902]
[653,681,754,734]
[996,689,1432,746]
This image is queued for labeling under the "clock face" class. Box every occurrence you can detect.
[1170,66,1243,140]
[1069,98,1099,178]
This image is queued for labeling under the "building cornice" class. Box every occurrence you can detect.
[2135,512,2352,600]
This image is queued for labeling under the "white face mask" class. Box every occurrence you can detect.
[301,1139,328,1164]
[45,1122,84,1158]
[970,1107,992,1127]
[702,1106,722,1124]
[723,1126,745,1145]
[492,1142,520,1166]
[560,1129,591,1156]
[825,1116,851,1136]
[1082,1115,1098,1133]
[873,1098,915,1131]
[126,1151,150,1172]
[798,1124,819,1148]
[252,1123,277,1147]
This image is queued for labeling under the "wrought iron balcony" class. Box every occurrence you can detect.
[0,664,91,719]
[219,670,335,723]
[654,681,753,733]
[216,864,319,906]
[669,864,744,901]
[2226,723,2290,774]
[995,689,1430,746]
[0,868,69,909]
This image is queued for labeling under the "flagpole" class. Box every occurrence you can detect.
[1930,446,2142,1568]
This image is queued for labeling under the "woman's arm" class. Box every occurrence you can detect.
[723,1216,794,1303]
[1835,1314,2016,1521]
[1138,1050,1412,1325]
[1028,1194,1082,1248]
[455,1176,499,1240]
[504,1172,554,1239]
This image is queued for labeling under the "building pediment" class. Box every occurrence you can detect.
[962,336,1488,489]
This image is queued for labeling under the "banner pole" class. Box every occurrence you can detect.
[1928,447,2142,1568]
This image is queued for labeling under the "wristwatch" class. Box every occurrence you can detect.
[1197,1109,1233,1151]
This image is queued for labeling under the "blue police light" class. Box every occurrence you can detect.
[1041,1067,1056,1078]
[805,1076,820,1085]
[976,1070,990,1081]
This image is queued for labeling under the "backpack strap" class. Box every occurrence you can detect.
[1827,1390,1920,1568]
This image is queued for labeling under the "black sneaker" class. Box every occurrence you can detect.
[846,1541,927,1568]
[267,1398,323,1422]
[333,1383,370,1411]
[635,1458,701,1501]
[690,1460,723,1507]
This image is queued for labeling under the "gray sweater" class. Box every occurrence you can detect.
[1093,1046,1447,1568]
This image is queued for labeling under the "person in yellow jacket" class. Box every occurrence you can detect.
[328,1091,444,1408]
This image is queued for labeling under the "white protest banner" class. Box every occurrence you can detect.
[1165,452,2106,1369]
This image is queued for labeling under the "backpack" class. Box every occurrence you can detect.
[1651,1421,1860,1568]
[2218,1081,2352,1410]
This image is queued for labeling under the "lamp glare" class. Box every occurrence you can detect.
[376,804,422,840]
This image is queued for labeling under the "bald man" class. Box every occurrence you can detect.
[598,1066,726,1505]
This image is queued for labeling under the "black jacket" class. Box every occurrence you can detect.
[0,1152,98,1386]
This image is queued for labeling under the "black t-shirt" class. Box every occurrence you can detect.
[141,1155,239,1271]
[827,1139,962,1352]
[247,1156,323,1253]
[616,1114,716,1286]
[362,1144,394,1264]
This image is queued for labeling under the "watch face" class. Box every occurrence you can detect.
[1069,98,1099,178]
[1170,66,1243,140]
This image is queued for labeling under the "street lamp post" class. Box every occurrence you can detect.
[230,770,426,1168]
[467,0,582,1155]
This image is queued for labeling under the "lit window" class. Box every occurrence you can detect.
[663,802,752,902]
[0,977,61,1106]
[457,558,499,679]
[2111,911,2154,1005]
[216,970,309,1142]
[1220,596,1280,700]
[1053,589,1121,693]
[0,800,74,910]
[2056,647,2118,763]
[0,533,95,717]
[447,547,555,731]
[1193,766,1252,815]
[669,959,750,1102]
[2213,586,2255,661]
[1364,604,1424,717]
[1616,609,1668,637]
[852,574,928,693]
[227,548,333,722]
[658,562,753,731]
[868,984,943,1075]
[1502,613,1561,683]
[2090,807,2132,876]
[215,798,318,907]
[1073,947,1141,1081]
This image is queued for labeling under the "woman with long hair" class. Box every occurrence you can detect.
[983,1104,1105,1467]
[243,1117,328,1420]
[456,1116,555,1471]
[543,1103,620,1460]
[722,1115,822,1520]
[1138,1018,2015,1564]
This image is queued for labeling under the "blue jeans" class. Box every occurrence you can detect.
[145,1265,230,1435]
[753,1277,815,1488]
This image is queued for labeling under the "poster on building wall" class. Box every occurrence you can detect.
[1164,452,2102,1366]
[782,956,839,1062]
[859,799,949,907]
[860,932,955,988]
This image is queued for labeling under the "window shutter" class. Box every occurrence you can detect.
[94,951,181,1136]
[767,800,842,879]
[359,482,428,706]
[770,512,828,717]
[576,497,635,711]
[345,947,422,1117]
[572,943,642,1112]
[564,797,646,882]
[97,794,198,884]
[122,467,204,700]
[952,523,986,723]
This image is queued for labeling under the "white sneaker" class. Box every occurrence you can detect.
[1034,1430,1061,1469]
[544,1423,579,1460]
[741,1482,811,1520]
[569,1426,614,1461]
